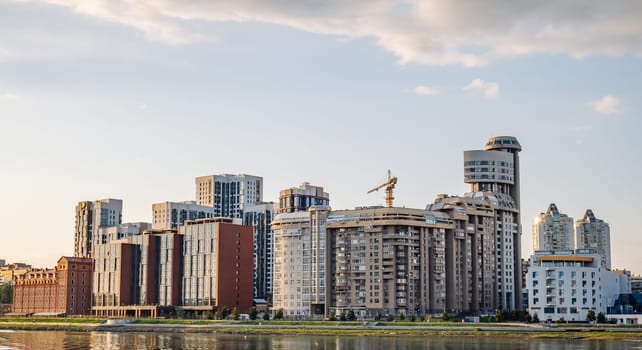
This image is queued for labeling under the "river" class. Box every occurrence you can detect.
[0,330,640,349]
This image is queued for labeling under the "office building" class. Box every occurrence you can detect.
[278,182,329,213]
[526,250,628,322]
[152,201,216,229]
[575,209,611,270]
[74,198,123,257]
[464,136,522,310]
[180,218,254,314]
[12,257,92,315]
[243,201,279,299]
[533,204,575,252]
[195,174,262,218]
[92,229,183,317]
[272,207,330,318]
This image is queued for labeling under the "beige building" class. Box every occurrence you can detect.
[533,203,575,252]
[575,209,611,270]
[195,173,262,219]
[272,207,331,318]
[278,182,329,213]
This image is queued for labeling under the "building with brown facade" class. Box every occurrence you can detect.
[180,218,254,315]
[92,229,183,317]
[12,257,92,315]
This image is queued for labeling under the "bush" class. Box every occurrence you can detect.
[204,311,214,320]
[556,317,565,324]
[441,312,451,321]
[262,312,270,321]
[374,312,382,321]
[398,311,405,321]
[347,310,356,321]
[275,309,284,320]
[586,310,596,322]
[339,313,347,321]
[533,313,540,323]
[248,307,258,320]
[409,315,416,322]
[597,312,606,323]
[327,312,336,321]
[232,307,240,321]
[386,313,394,322]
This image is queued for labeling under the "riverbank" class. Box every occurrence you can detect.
[1,319,641,340]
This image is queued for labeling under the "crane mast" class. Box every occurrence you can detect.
[367,169,398,207]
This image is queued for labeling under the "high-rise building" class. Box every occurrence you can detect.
[272,207,330,318]
[94,222,151,246]
[12,257,92,315]
[152,201,216,230]
[74,198,123,257]
[195,174,262,219]
[533,203,575,252]
[92,229,183,318]
[181,218,254,314]
[575,209,611,270]
[278,182,329,213]
[243,202,278,300]
[464,136,522,310]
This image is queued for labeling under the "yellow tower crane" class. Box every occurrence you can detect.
[367,169,398,207]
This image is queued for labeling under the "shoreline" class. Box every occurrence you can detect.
[1,321,642,340]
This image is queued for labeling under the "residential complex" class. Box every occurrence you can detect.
[272,207,330,318]
[12,257,92,315]
[278,182,329,214]
[243,202,279,299]
[74,198,123,258]
[152,201,216,230]
[533,204,575,252]
[464,136,522,310]
[526,250,628,322]
[180,218,254,314]
[195,174,262,218]
[575,209,611,270]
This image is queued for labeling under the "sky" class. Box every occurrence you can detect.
[1,1,641,272]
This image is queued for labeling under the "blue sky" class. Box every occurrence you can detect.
[1,1,641,271]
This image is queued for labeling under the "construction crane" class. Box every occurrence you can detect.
[367,169,398,207]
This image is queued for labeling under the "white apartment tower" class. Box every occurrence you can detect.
[464,136,522,310]
[195,174,263,219]
[533,203,575,252]
[74,198,123,258]
[575,209,611,270]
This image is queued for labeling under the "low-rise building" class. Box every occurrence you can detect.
[12,257,92,315]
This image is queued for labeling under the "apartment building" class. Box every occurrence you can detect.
[243,201,279,299]
[195,174,262,219]
[278,182,329,214]
[575,209,611,270]
[152,201,216,230]
[74,198,123,257]
[533,203,575,252]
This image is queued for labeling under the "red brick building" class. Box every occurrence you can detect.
[12,256,92,315]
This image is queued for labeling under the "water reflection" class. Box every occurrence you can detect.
[0,330,639,350]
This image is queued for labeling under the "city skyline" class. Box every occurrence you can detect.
[1,1,641,273]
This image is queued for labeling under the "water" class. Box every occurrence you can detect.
[0,330,640,350]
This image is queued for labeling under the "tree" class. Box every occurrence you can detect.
[586,310,596,322]
[0,285,12,304]
[275,309,284,320]
[339,313,347,321]
[347,310,356,321]
[248,307,258,320]
[374,312,382,321]
[386,313,394,322]
[409,314,416,322]
[327,311,336,321]
[262,311,270,321]
[533,313,540,323]
[398,311,405,321]
[232,306,240,320]
[597,312,607,324]
[216,306,229,320]
[441,312,451,321]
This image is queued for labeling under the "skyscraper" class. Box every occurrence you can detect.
[243,201,279,299]
[533,203,575,252]
[74,198,122,258]
[464,136,522,310]
[195,174,262,218]
[575,209,611,270]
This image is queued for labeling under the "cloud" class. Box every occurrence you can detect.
[8,1,642,66]
[591,95,621,114]
[408,85,440,96]
[463,79,499,98]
